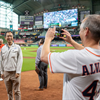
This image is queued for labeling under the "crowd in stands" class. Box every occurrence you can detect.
[0,28,81,46]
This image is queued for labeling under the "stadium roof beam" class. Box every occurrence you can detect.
[36,0,43,8]
[78,0,79,3]
[63,0,66,3]
[24,3,33,11]
[13,0,31,10]
[11,0,14,4]
[49,0,55,6]
[91,0,93,13]
[16,9,23,14]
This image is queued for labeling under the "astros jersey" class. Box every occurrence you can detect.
[48,47,100,100]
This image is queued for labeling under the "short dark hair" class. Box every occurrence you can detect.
[82,15,100,42]
[40,39,44,44]
[5,31,13,36]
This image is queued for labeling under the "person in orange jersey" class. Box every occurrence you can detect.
[0,39,4,51]
[0,39,4,81]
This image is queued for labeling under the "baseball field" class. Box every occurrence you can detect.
[22,46,74,72]
[0,46,74,100]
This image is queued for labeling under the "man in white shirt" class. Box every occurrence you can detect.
[0,31,23,100]
[41,15,100,100]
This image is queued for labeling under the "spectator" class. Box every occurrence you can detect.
[0,31,23,100]
[0,39,4,52]
[35,39,48,90]
[0,39,4,81]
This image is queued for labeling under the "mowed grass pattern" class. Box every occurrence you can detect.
[21,46,74,72]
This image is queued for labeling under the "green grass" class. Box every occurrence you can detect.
[21,46,74,72]
[22,48,37,57]
[21,47,37,72]
[21,46,38,49]
[22,59,35,72]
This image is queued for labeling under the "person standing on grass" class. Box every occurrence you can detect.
[0,31,23,100]
[35,39,48,90]
[0,39,4,81]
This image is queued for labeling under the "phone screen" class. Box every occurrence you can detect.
[55,30,64,37]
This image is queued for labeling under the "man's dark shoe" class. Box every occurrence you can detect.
[44,86,47,89]
[35,88,43,91]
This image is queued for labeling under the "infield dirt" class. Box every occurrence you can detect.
[0,69,63,100]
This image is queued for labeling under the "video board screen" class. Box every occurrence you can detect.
[44,9,78,28]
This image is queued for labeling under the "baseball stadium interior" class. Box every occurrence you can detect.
[0,0,99,47]
[1,0,100,100]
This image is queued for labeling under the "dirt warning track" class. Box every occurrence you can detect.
[0,69,63,100]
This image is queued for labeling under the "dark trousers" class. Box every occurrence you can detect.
[38,61,48,89]
[0,71,1,77]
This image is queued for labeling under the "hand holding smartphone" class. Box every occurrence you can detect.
[55,29,65,37]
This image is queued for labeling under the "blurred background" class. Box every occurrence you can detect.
[0,0,99,46]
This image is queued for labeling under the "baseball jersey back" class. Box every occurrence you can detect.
[48,47,100,100]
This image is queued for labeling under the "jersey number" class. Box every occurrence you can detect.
[82,80,98,100]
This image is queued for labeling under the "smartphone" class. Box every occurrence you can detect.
[55,29,64,37]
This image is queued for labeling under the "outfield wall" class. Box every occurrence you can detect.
[51,44,66,47]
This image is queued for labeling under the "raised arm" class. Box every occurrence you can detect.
[41,27,84,64]
[41,27,56,64]
[60,29,84,50]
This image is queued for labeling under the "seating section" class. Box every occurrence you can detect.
[13,39,25,44]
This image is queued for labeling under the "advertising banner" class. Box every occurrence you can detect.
[67,44,72,47]
[80,11,90,22]
[15,31,18,35]
[35,21,42,25]
[35,16,43,25]
[51,44,58,47]
[19,32,31,35]
[10,25,13,31]
[71,35,80,37]
[59,44,66,47]
[35,16,42,21]
[20,16,33,25]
